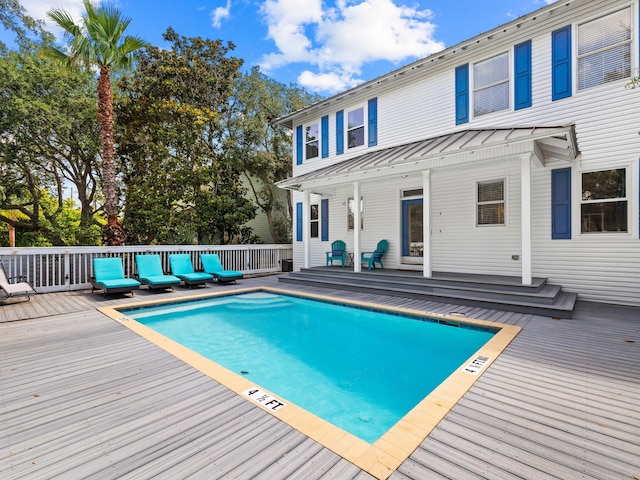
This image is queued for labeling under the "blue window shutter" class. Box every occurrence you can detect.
[336,110,344,155]
[514,40,532,110]
[296,126,303,165]
[296,202,303,241]
[368,98,378,147]
[455,64,469,125]
[552,26,572,101]
[321,199,329,241]
[551,167,572,239]
[321,116,329,158]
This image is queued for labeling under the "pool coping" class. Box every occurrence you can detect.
[99,286,521,480]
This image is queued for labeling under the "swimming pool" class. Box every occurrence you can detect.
[101,288,519,478]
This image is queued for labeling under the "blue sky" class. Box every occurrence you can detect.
[13,0,555,95]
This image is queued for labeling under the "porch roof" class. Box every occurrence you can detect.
[278,125,578,191]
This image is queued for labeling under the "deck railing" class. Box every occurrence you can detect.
[0,244,293,293]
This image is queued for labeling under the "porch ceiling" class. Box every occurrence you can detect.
[278,125,579,191]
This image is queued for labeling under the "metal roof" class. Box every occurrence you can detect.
[278,125,579,191]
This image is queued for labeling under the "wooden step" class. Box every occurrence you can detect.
[279,269,577,318]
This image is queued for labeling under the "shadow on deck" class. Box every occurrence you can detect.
[279,267,577,318]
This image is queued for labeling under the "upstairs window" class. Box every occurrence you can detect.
[477,179,505,226]
[347,107,365,148]
[581,168,627,233]
[305,123,319,159]
[473,52,509,116]
[578,8,631,90]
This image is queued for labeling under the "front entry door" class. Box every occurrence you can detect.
[401,198,423,264]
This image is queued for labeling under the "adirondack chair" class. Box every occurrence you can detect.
[326,240,348,267]
[0,262,36,302]
[361,240,388,270]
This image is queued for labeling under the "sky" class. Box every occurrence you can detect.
[9,0,556,95]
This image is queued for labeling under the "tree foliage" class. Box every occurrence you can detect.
[116,29,256,245]
[223,67,322,243]
[0,47,103,245]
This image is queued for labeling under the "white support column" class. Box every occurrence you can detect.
[422,170,432,278]
[520,154,532,285]
[353,181,361,273]
[303,189,311,269]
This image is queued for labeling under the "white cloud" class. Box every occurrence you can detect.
[259,0,445,93]
[20,0,86,39]
[212,0,232,29]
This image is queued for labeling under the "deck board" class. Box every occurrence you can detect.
[1,274,639,479]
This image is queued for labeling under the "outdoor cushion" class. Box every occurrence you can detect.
[135,255,181,290]
[92,257,140,297]
[200,253,243,284]
[169,254,213,287]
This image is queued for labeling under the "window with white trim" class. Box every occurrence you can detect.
[347,107,364,148]
[578,8,631,91]
[310,204,319,238]
[473,52,510,116]
[477,179,505,225]
[581,168,627,233]
[305,122,319,159]
[347,197,364,230]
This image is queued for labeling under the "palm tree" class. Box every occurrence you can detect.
[46,0,145,245]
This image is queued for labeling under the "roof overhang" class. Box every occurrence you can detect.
[277,125,579,192]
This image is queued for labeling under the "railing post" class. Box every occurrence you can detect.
[64,249,71,290]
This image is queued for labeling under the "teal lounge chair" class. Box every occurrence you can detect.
[169,254,213,287]
[91,257,140,297]
[135,254,181,290]
[361,240,388,270]
[326,240,347,267]
[200,253,243,284]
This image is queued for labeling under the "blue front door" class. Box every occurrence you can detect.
[401,198,423,259]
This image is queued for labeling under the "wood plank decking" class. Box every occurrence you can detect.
[1,275,638,479]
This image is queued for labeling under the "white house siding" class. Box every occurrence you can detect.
[288,0,640,305]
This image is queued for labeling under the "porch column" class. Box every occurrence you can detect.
[353,181,361,273]
[303,189,311,269]
[422,170,432,278]
[520,154,532,285]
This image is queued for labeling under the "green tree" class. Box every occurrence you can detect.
[46,0,145,245]
[224,67,321,242]
[117,29,256,245]
[0,0,52,51]
[0,49,101,238]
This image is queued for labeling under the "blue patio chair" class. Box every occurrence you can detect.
[200,253,243,284]
[326,240,348,268]
[361,240,388,270]
[135,254,181,290]
[91,257,140,297]
[169,254,213,287]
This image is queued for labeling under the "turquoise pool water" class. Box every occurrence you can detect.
[123,291,495,443]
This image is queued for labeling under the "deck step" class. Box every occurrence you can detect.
[279,269,577,318]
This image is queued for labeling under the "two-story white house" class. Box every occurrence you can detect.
[276,0,640,307]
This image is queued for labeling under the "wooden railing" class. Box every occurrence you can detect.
[0,244,293,293]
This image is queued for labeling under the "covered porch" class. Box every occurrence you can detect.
[279,125,579,285]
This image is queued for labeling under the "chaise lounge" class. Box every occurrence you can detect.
[91,257,140,297]
[169,254,213,288]
[135,254,181,290]
[200,253,243,284]
[0,262,37,302]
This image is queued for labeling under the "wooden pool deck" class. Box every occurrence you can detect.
[1,274,638,479]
